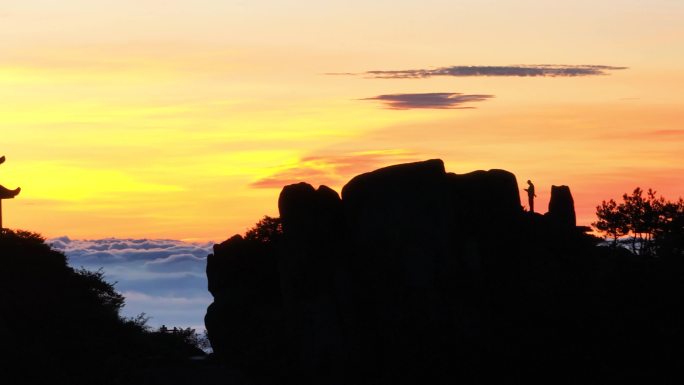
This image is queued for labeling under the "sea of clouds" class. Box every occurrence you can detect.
[49,237,215,332]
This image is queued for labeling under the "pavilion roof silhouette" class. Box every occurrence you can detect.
[0,155,21,229]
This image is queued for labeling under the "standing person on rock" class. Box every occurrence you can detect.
[524,180,536,213]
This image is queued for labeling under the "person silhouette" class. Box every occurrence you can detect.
[524,180,536,213]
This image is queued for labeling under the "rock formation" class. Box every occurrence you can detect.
[547,184,576,228]
[205,234,283,370]
[205,159,641,384]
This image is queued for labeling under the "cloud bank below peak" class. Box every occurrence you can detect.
[50,236,214,330]
[332,65,627,79]
[362,93,493,110]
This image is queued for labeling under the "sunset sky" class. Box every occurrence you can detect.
[1,0,683,241]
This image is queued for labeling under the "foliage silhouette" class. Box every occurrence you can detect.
[655,197,684,258]
[244,215,283,243]
[594,187,684,256]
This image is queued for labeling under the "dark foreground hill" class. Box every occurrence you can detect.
[0,229,206,385]
[206,159,684,384]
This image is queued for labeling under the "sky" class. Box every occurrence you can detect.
[1,0,683,241]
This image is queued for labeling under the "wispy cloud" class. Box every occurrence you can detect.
[331,65,626,79]
[650,129,684,137]
[251,167,336,189]
[362,92,493,110]
[594,129,684,141]
[251,150,419,189]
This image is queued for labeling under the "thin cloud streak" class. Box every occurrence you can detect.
[362,93,494,110]
[334,65,627,79]
[251,168,337,189]
[251,151,420,189]
[650,129,684,137]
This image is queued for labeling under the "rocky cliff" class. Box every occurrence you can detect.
[205,159,676,384]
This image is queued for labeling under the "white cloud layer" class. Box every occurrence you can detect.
[50,236,214,331]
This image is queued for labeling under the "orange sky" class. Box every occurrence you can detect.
[1,1,683,241]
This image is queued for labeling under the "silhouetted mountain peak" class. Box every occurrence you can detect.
[205,159,607,384]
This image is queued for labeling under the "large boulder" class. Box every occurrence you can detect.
[446,168,523,268]
[338,160,525,379]
[547,185,576,228]
[341,159,449,291]
[340,160,453,376]
[278,182,344,300]
[278,183,347,381]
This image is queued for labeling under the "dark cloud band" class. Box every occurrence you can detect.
[332,65,626,79]
[362,92,493,110]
